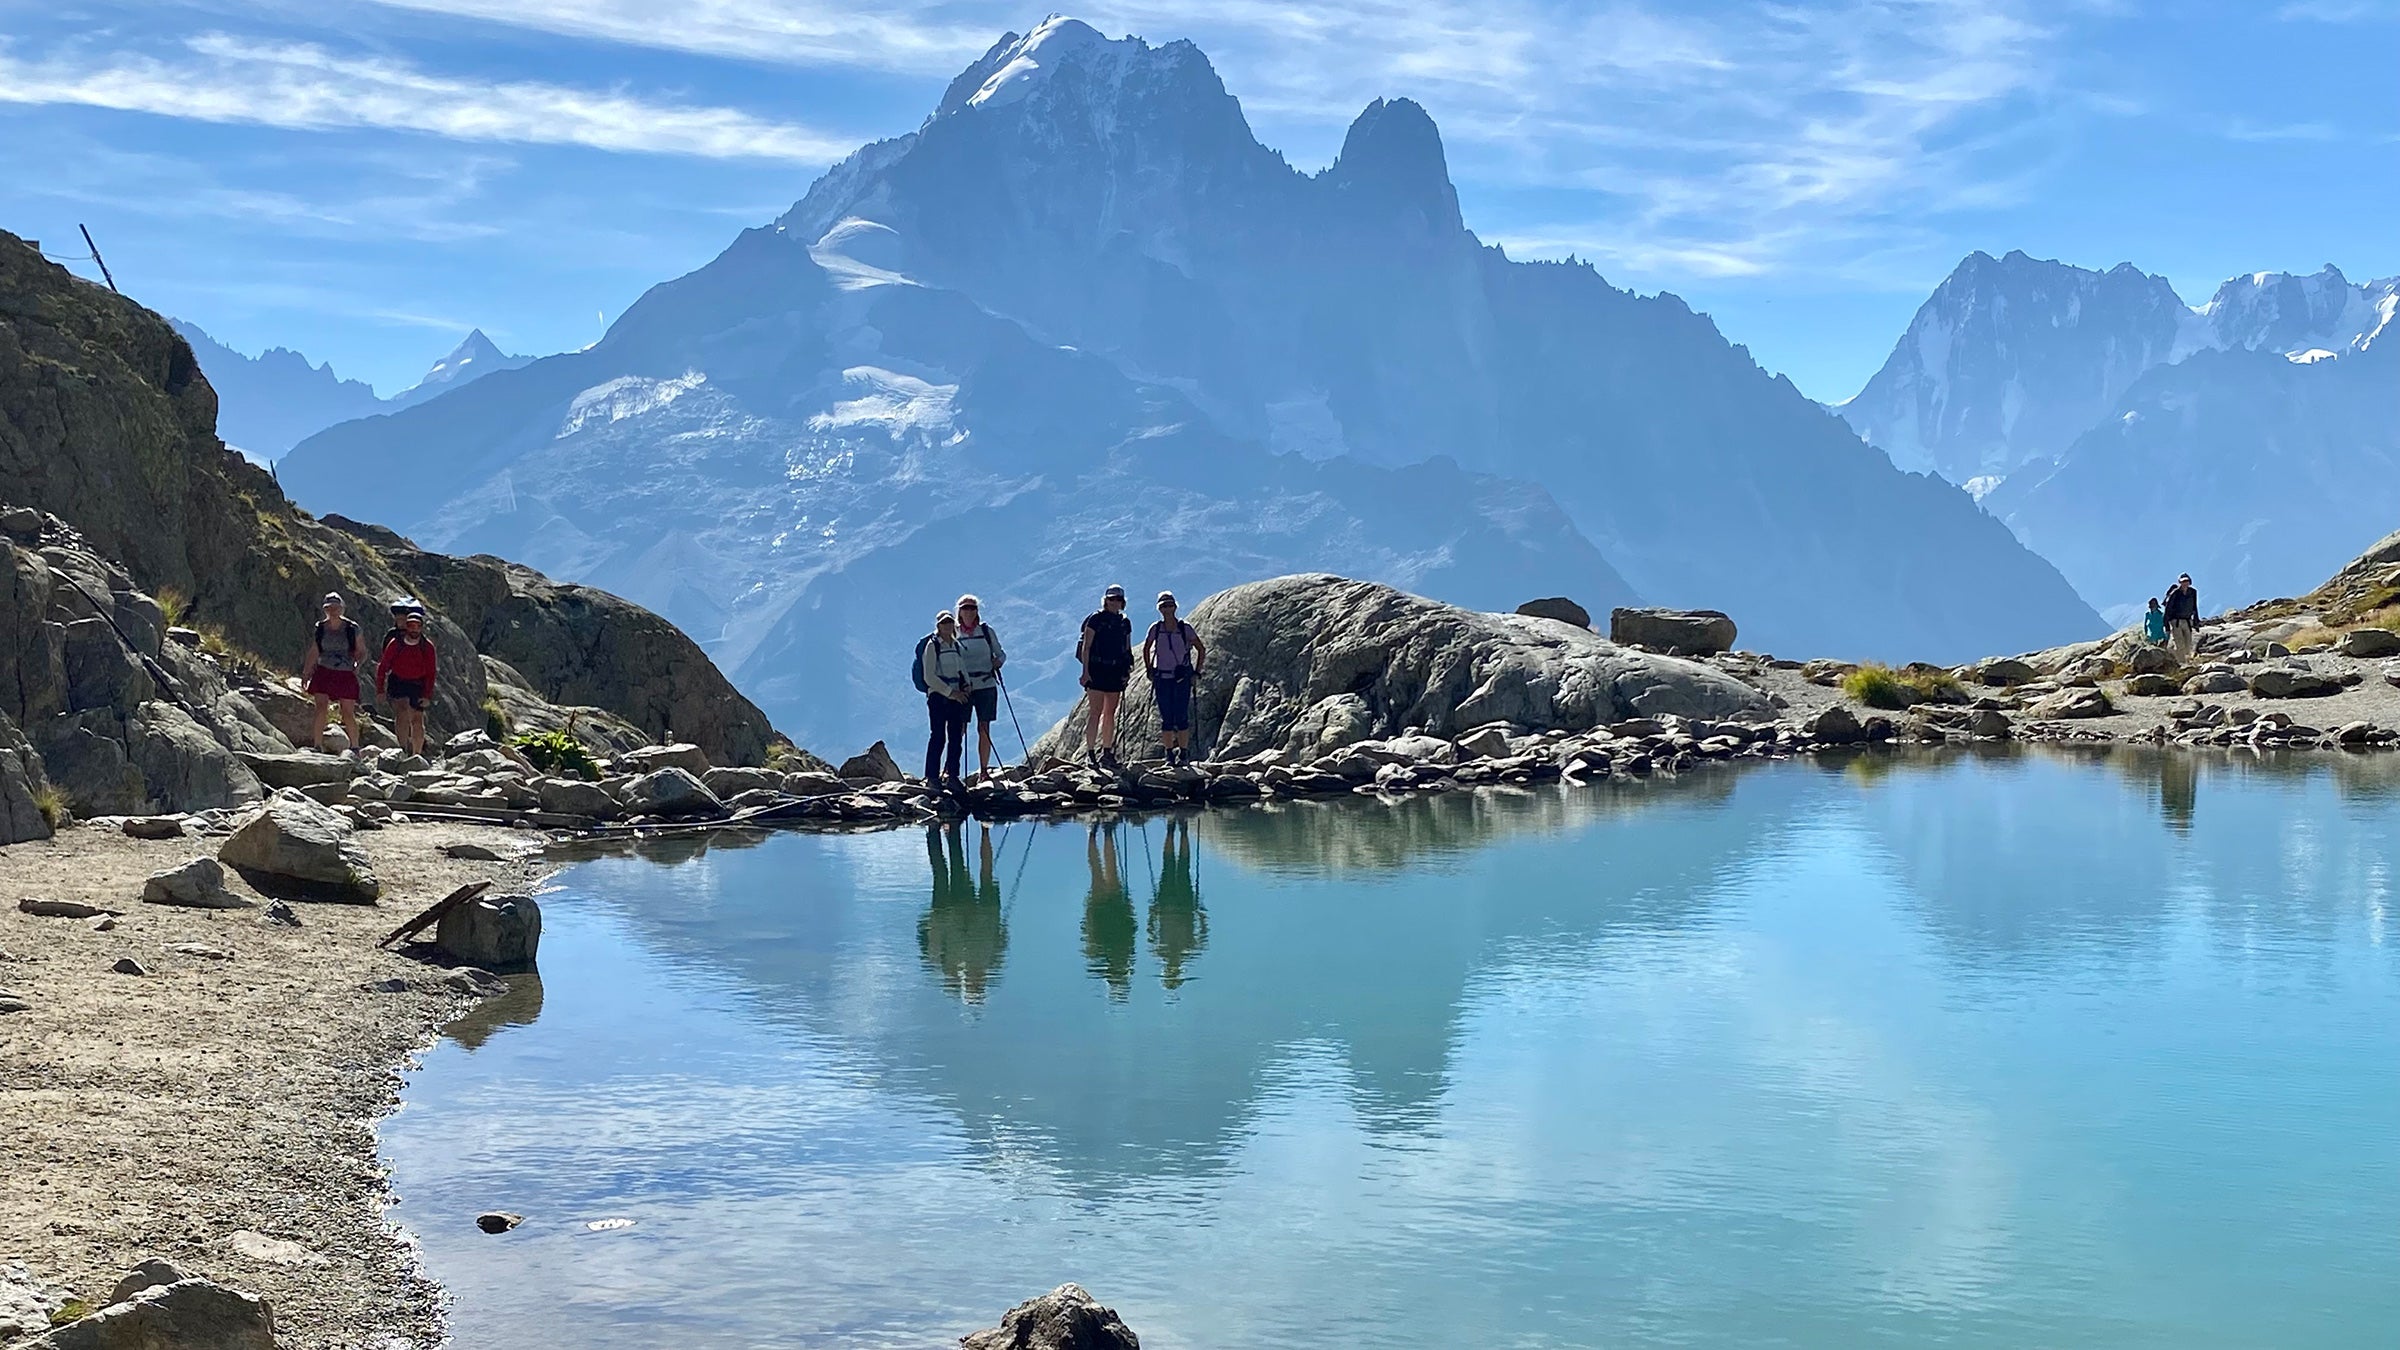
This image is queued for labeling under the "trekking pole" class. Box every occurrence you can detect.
[997,671,1032,763]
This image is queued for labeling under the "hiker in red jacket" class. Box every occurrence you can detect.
[379,608,438,756]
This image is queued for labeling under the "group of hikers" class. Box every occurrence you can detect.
[299,591,440,757]
[916,585,1207,791]
[2142,572,2202,659]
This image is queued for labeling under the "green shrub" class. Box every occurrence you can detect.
[154,587,189,628]
[32,784,69,830]
[512,727,598,780]
[1841,662,1963,711]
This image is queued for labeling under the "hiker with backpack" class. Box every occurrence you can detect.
[954,595,1006,782]
[378,607,438,757]
[300,591,367,755]
[1077,584,1135,768]
[1144,591,1206,766]
[916,610,971,792]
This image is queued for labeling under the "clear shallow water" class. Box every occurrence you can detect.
[384,751,2400,1348]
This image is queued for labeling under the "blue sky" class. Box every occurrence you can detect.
[3,0,2394,400]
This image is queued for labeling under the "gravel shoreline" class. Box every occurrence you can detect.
[0,819,553,1349]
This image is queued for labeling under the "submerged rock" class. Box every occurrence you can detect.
[960,1284,1140,1350]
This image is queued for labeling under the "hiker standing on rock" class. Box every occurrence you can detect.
[2164,574,2200,660]
[1077,584,1135,769]
[919,610,970,793]
[2143,598,2168,646]
[1144,591,1205,766]
[379,608,438,757]
[301,591,366,754]
[954,595,1006,782]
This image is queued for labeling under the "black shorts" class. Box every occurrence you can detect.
[967,686,999,722]
[1085,664,1130,695]
[386,678,430,710]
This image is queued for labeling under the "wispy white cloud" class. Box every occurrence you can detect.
[362,0,997,74]
[2223,119,2342,142]
[2275,0,2400,20]
[0,32,852,162]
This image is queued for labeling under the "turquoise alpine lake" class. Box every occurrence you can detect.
[382,750,2400,1348]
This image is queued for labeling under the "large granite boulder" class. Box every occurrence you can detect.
[618,742,710,776]
[838,741,906,783]
[961,1284,1140,1350]
[1514,596,1591,628]
[217,788,380,901]
[2250,667,2341,698]
[1608,607,1738,655]
[622,767,723,818]
[1032,575,1771,762]
[2339,627,2400,658]
[142,856,247,909]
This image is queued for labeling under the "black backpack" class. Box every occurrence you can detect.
[1086,611,1133,675]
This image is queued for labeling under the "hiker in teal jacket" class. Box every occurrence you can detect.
[2143,598,2168,645]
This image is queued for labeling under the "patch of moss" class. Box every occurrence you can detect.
[50,1300,93,1327]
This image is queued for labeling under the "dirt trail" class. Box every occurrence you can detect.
[0,819,553,1349]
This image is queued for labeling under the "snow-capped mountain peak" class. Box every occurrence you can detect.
[2197,263,2391,356]
[959,16,1112,110]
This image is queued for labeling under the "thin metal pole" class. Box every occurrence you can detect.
[78,224,118,292]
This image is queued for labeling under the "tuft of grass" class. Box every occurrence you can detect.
[482,695,512,739]
[50,1300,93,1327]
[32,783,70,830]
[1841,662,1962,710]
[512,727,597,780]
[154,586,189,628]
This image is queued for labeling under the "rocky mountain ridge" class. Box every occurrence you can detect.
[0,226,779,843]
[164,319,527,461]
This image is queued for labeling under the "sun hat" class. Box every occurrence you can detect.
[1104,584,1125,600]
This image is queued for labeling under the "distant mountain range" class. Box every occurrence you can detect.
[277,17,2100,752]
[167,321,528,460]
[1841,252,2399,619]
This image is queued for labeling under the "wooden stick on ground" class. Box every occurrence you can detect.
[378,880,493,949]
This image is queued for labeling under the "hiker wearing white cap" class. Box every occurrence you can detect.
[1143,591,1205,765]
[953,594,1006,782]
[300,591,366,753]
[1077,584,1135,768]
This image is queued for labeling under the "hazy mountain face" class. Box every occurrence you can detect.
[1846,252,2400,618]
[165,320,526,460]
[281,18,2101,754]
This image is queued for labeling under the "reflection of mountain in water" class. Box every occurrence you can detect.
[564,774,1808,1191]
[1851,747,2400,967]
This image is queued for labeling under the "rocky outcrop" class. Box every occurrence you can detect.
[961,1284,1140,1350]
[0,230,778,766]
[436,894,542,970]
[1034,575,1770,762]
[1609,606,1738,655]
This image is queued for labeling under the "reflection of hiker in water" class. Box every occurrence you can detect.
[919,822,1006,1003]
[1082,821,1137,999]
[1148,816,1209,990]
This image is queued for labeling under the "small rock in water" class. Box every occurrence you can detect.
[475,1212,523,1234]
[961,1284,1141,1350]
[111,957,149,976]
[262,901,302,928]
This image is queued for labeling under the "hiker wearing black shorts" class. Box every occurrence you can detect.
[954,594,1006,782]
[919,610,970,791]
[1077,584,1135,768]
[1143,591,1205,765]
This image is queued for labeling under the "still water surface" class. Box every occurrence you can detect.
[384,751,2400,1348]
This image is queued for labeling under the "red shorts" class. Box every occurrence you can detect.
[306,668,361,703]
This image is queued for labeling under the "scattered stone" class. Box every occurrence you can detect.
[33,1274,277,1350]
[2339,628,2400,658]
[2184,668,2246,695]
[474,1212,523,1234]
[2336,721,2377,746]
[233,752,356,790]
[261,901,301,928]
[169,943,234,960]
[359,977,409,994]
[438,842,510,862]
[536,778,620,818]
[224,1231,328,1269]
[0,990,27,1014]
[141,857,248,909]
[621,768,724,818]
[443,967,511,997]
[217,789,380,902]
[1969,709,2013,739]
[1514,596,1591,628]
[166,626,201,648]
[1803,705,1865,745]
[111,957,148,976]
[2121,673,2181,698]
[2249,667,2341,699]
[1453,725,1516,760]
[1972,657,2038,686]
[2124,645,2180,676]
[106,1258,190,1307]
[961,1284,1141,1350]
[2026,687,2112,720]
[617,742,710,776]
[87,914,117,932]
[1609,606,1737,655]
[836,741,907,783]
[120,816,185,840]
[19,898,115,919]
[435,895,542,971]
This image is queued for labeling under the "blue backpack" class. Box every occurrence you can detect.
[910,634,934,693]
